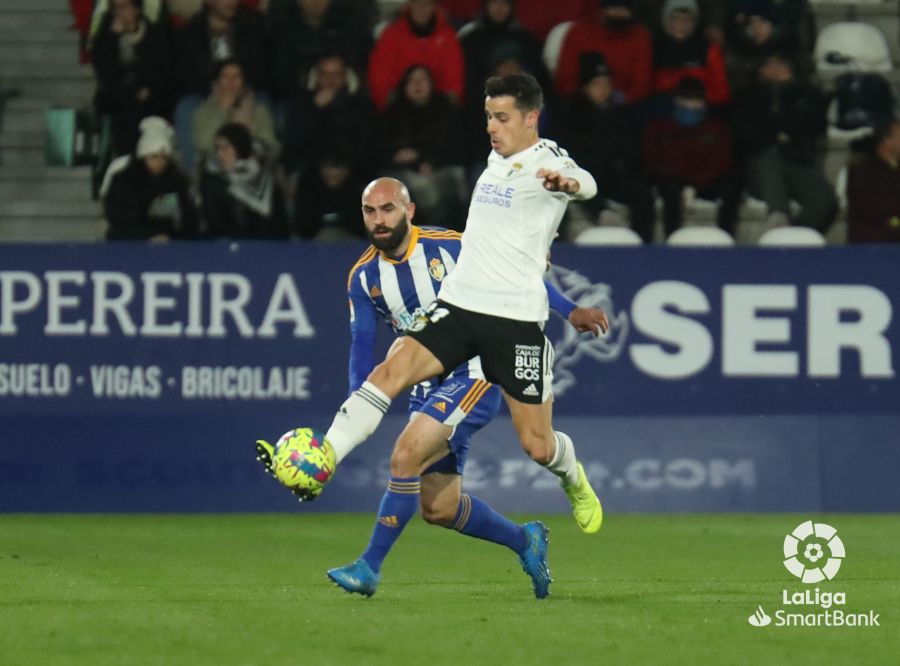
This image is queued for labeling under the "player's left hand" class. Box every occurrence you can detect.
[537,168,580,195]
[568,307,609,336]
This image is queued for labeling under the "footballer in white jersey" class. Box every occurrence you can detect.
[438,138,597,322]
[302,74,607,542]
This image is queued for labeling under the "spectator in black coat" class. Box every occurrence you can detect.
[282,52,375,184]
[91,0,174,155]
[294,149,368,240]
[732,51,836,231]
[561,52,656,242]
[199,122,289,238]
[175,0,268,97]
[267,0,372,98]
[104,117,198,240]
[378,64,468,229]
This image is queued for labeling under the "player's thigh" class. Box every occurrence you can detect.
[419,473,462,525]
[390,411,456,476]
[403,300,477,380]
[503,390,555,464]
[476,315,555,406]
[370,336,447,396]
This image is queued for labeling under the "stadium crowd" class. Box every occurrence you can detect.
[74,0,900,243]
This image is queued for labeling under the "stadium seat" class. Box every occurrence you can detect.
[574,226,644,246]
[542,21,574,76]
[667,226,735,246]
[814,22,892,74]
[835,165,849,211]
[758,226,827,247]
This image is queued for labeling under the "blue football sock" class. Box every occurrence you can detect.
[451,493,528,554]
[360,476,420,573]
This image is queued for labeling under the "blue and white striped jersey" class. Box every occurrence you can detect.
[346,227,484,393]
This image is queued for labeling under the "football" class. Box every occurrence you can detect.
[270,428,336,500]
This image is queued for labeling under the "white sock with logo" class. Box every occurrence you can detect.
[326,381,392,464]
[543,431,579,486]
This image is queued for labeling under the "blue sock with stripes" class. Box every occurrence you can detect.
[451,494,528,554]
[360,476,420,573]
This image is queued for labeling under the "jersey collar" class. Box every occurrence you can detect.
[379,225,420,264]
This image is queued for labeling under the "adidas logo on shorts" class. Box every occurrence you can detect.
[523,383,539,397]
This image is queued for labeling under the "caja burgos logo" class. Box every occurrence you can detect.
[783,520,845,583]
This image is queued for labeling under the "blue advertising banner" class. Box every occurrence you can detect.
[0,242,897,512]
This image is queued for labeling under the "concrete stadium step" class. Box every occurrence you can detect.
[0,28,80,43]
[0,199,100,218]
[0,61,93,79]
[0,78,92,107]
[2,100,47,133]
[0,0,69,11]
[0,11,73,31]
[0,41,79,63]
[0,217,104,243]
[0,165,94,180]
[0,130,43,149]
[0,179,93,199]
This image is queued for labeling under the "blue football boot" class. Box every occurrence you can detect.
[327,559,380,597]
[518,521,551,599]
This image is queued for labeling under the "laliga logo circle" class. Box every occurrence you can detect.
[783,520,846,584]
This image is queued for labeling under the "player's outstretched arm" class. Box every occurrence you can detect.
[536,166,597,200]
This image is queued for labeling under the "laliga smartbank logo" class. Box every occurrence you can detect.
[747,521,880,629]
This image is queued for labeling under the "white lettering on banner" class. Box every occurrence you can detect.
[181,366,310,399]
[141,273,182,337]
[629,281,714,379]
[90,271,137,336]
[808,286,894,378]
[45,271,87,335]
[722,285,798,376]
[257,273,315,338]
[0,363,71,396]
[90,365,162,398]
[0,271,314,339]
[0,271,42,334]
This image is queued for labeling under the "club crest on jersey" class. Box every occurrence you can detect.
[369,284,382,298]
[428,258,446,282]
[507,162,523,177]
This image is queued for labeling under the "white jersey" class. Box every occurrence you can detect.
[437,138,597,322]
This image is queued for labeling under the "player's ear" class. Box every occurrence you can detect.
[407,201,416,223]
[526,108,540,130]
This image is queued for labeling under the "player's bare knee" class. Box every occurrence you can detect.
[389,435,424,477]
[420,498,455,527]
[368,360,405,397]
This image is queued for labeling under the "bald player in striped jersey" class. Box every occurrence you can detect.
[321,177,605,598]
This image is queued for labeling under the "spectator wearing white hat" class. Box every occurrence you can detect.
[103,117,198,240]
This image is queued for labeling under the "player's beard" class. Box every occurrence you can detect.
[367,213,410,253]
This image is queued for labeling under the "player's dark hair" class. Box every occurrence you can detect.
[484,73,543,112]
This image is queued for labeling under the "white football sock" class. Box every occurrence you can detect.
[543,431,579,486]
[326,381,392,464]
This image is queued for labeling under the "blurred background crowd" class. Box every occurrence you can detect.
[6,0,900,244]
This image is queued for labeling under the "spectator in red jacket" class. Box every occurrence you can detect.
[643,77,741,237]
[652,0,729,105]
[367,0,465,110]
[847,117,900,243]
[555,0,653,104]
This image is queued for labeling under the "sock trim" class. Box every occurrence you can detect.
[387,480,421,494]
[357,385,390,413]
[452,493,472,531]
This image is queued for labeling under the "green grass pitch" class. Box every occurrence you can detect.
[1,514,897,666]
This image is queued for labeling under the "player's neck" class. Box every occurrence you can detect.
[384,228,416,260]
[502,135,540,158]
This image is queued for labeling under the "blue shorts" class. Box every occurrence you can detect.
[407,376,502,476]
